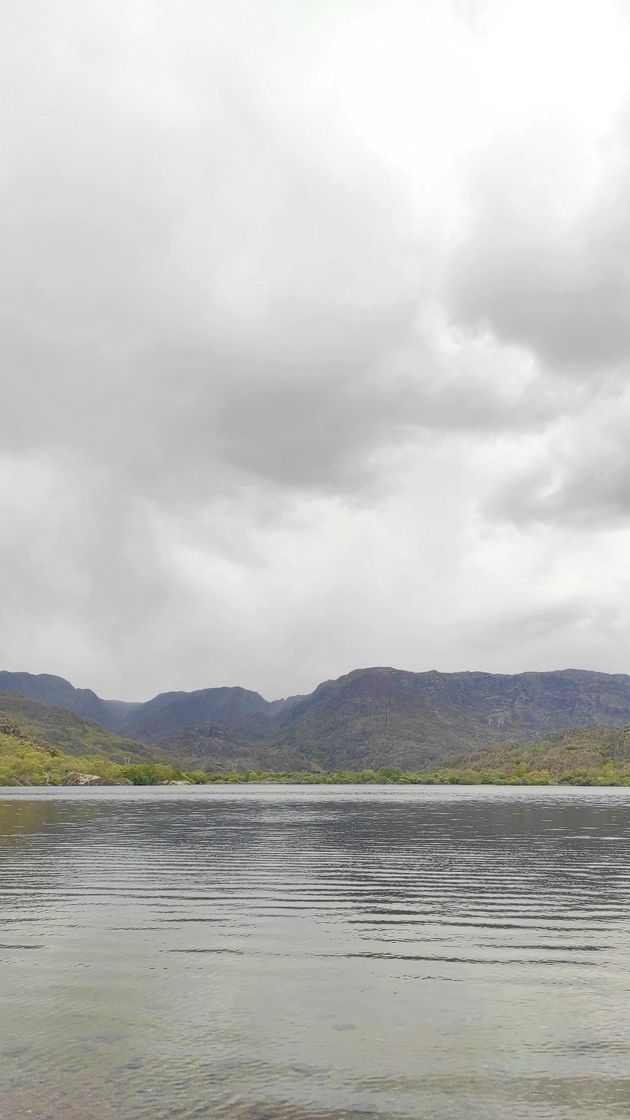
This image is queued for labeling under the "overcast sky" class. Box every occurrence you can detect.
[3,0,630,701]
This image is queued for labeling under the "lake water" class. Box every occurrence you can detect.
[1,785,630,1120]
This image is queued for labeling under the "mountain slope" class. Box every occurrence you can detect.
[162,723,313,773]
[0,692,160,764]
[118,686,278,743]
[267,667,630,770]
[0,671,289,742]
[437,726,630,783]
[0,671,140,731]
[4,665,630,772]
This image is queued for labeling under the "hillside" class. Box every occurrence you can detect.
[118,686,285,743]
[0,671,137,730]
[4,666,630,772]
[266,667,630,771]
[0,692,160,765]
[433,726,630,784]
[163,723,313,773]
[0,721,211,787]
[0,671,296,740]
[2,681,630,785]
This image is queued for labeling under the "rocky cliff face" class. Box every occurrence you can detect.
[267,667,630,770]
[3,666,630,771]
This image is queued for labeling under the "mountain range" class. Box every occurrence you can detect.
[3,666,630,772]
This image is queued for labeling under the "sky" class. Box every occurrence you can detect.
[2,0,630,701]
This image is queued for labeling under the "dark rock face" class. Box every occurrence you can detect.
[0,720,23,738]
[4,665,630,771]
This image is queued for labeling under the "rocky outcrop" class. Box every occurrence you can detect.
[0,720,23,737]
[63,771,109,786]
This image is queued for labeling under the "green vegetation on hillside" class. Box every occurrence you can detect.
[0,726,119,785]
[0,725,208,786]
[3,714,630,787]
[431,726,630,785]
[180,728,630,785]
[0,692,160,764]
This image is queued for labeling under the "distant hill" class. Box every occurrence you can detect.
[3,666,630,772]
[118,686,285,743]
[0,671,295,741]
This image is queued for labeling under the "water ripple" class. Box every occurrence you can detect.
[2,785,630,1119]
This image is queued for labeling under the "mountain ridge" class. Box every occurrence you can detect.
[4,665,630,771]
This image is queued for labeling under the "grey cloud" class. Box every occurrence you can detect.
[484,376,630,528]
[489,438,630,528]
[446,121,630,373]
[1,1,566,514]
[467,597,628,678]
[2,0,630,700]
[473,600,598,647]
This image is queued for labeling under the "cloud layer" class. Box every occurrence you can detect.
[3,0,630,699]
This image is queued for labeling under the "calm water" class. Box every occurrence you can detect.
[1,786,630,1120]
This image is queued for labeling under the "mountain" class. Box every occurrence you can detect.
[0,671,109,724]
[0,671,296,742]
[259,666,630,771]
[3,666,630,772]
[118,686,282,743]
[0,692,160,764]
[0,672,140,731]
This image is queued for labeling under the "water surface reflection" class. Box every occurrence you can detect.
[1,785,630,1119]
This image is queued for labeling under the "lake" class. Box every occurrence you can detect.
[1,785,630,1120]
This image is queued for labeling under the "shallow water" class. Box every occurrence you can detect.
[1,785,630,1119]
